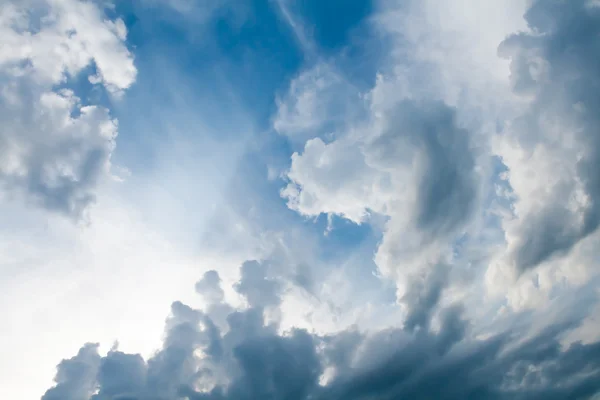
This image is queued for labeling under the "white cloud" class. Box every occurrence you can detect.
[282,136,388,224]
[0,0,136,92]
[0,0,136,219]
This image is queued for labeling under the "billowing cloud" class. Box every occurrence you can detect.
[42,265,600,400]
[234,260,282,309]
[42,344,101,400]
[279,0,600,313]
[282,90,479,313]
[493,0,600,275]
[0,0,136,219]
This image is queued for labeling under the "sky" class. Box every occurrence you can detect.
[1,0,600,399]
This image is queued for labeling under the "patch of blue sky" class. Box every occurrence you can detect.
[290,0,373,52]
[290,0,384,90]
[50,63,111,118]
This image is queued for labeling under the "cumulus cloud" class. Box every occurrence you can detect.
[235,260,282,309]
[279,0,600,314]
[493,0,600,275]
[42,263,600,400]
[0,0,136,219]
[282,90,479,314]
[272,3,555,327]
[42,344,101,400]
[196,270,226,305]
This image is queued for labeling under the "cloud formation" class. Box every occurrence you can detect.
[26,0,600,399]
[0,0,135,219]
[281,88,479,317]
[42,265,600,400]
[494,0,600,274]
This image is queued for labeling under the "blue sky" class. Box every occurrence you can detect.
[2,0,600,399]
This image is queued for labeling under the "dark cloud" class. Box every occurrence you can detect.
[498,0,600,272]
[323,317,600,400]
[144,301,205,397]
[401,264,450,332]
[368,99,478,239]
[42,265,600,400]
[234,260,282,309]
[225,329,321,400]
[42,343,101,400]
[196,271,225,304]
[92,351,146,400]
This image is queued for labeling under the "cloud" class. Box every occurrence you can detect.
[492,0,600,275]
[95,350,147,399]
[277,0,600,313]
[234,260,282,309]
[42,266,321,400]
[41,343,101,400]
[42,264,600,400]
[196,271,226,305]
[325,319,600,400]
[0,0,135,219]
[281,93,479,314]
[273,65,362,142]
[270,0,600,355]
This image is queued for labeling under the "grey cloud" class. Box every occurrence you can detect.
[323,316,600,400]
[42,263,600,400]
[42,343,101,400]
[235,260,282,309]
[196,271,225,304]
[144,302,205,398]
[401,264,450,332]
[368,100,477,238]
[283,97,479,305]
[93,351,146,400]
[225,329,321,400]
[498,0,600,272]
[367,100,478,321]
[0,80,118,219]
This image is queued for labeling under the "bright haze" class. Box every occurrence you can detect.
[2,0,600,399]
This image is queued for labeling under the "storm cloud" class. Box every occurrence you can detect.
[42,264,600,400]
